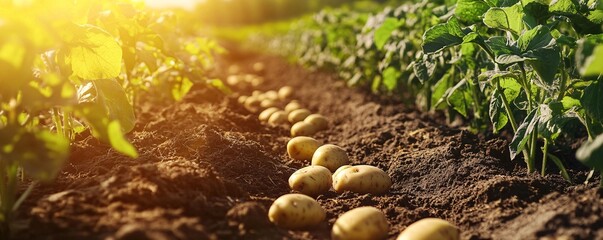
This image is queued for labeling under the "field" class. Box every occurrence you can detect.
[1,0,603,239]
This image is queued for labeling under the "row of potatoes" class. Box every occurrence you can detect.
[229,66,460,239]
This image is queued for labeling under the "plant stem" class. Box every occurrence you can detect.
[519,64,533,111]
[496,81,518,132]
[541,138,549,176]
[527,121,538,173]
[51,108,63,136]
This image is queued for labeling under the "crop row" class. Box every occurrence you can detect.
[0,0,224,235]
[252,0,603,186]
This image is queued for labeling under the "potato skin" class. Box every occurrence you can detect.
[285,101,303,114]
[289,165,332,196]
[268,194,326,230]
[291,121,318,137]
[288,109,312,123]
[259,107,280,122]
[237,95,248,104]
[268,111,288,126]
[332,165,392,194]
[332,165,352,181]
[304,114,329,130]
[287,136,320,161]
[332,206,389,240]
[278,86,294,100]
[396,218,460,240]
[312,144,350,172]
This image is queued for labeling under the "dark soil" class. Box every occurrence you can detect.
[12,49,603,240]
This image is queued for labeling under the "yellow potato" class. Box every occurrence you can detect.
[244,96,261,113]
[396,218,460,240]
[264,90,279,100]
[226,75,239,86]
[259,107,280,122]
[288,109,312,123]
[289,165,332,196]
[268,111,288,126]
[304,114,329,130]
[237,95,248,104]
[333,165,392,194]
[291,121,318,137]
[311,144,350,172]
[285,101,303,114]
[278,86,294,100]
[268,194,325,230]
[332,165,352,182]
[287,136,320,161]
[253,62,265,73]
[332,206,389,240]
[252,90,262,97]
[260,99,278,108]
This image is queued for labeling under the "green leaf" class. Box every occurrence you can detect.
[525,47,561,86]
[456,0,491,23]
[490,88,510,131]
[576,132,603,170]
[107,121,138,158]
[0,127,69,182]
[517,25,555,52]
[576,34,603,77]
[412,57,436,84]
[561,96,581,109]
[499,77,522,101]
[486,36,520,57]
[483,3,525,35]
[582,45,603,76]
[581,80,603,120]
[60,24,122,80]
[549,0,580,14]
[172,76,194,101]
[422,17,467,53]
[538,102,573,140]
[588,10,603,24]
[496,54,533,64]
[432,73,453,109]
[207,78,232,95]
[75,79,137,158]
[447,79,473,117]
[382,67,400,91]
[510,109,538,159]
[374,18,402,50]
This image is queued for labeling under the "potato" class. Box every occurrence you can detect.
[228,65,240,75]
[237,95,248,104]
[268,194,325,230]
[288,109,311,123]
[291,121,318,137]
[287,136,320,161]
[311,144,350,172]
[251,77,264,87]
[332,206,389,240]
[289,166,332,196]
[304,114,329,130]
[332,165,392,194]
[260,99,278,108]
[252,90,262,97]
[259,107,280,122]
[226,75,239,86]
[278,86,294,100]
[253,62,265,73]
[264,90,279,100]
[268,111,288,126]
[244,96,261,113]
[396,218,460,240]
[285,101,303,114]
[332,165,352,181]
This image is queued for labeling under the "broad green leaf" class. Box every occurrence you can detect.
[490,88,510,131]
[483,3,525,35]
[561,96,581,110]
[432,73,453,109]
[107,121,138,158]
[486,0,521,7]
[486,36,520,57]
[382,67,400,91]
[172,76,194,101]
[525,47,561,86]
[549,0,580,14]
[517,25,555,52]
[510,109,538,159]
[0,127,69,182]
[207,78,232,95]
[412,57,436,84]
[581,79,603,120]
[576,132,603,170]
[61,24,122,80]
[499,77,522,101]
[538,102,574,140]
[422,18,467,53]
[456,0,491,23]
[576,34,603,76]
[447,79,473,117]
[374,18,402,50]
[588,10,603,24]
[496,54,533,64]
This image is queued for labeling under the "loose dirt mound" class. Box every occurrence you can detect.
[13,50,603,240]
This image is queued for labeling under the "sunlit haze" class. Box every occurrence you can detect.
[144,0,205,9]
